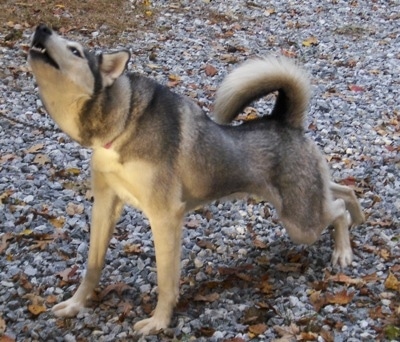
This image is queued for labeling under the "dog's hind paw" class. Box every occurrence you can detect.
[52,298,85,317]
[331,247,353,268]
[134,316,169,336]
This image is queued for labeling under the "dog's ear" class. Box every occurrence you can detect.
[100,50,130,87]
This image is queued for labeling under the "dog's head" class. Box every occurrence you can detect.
[28,24,130,142]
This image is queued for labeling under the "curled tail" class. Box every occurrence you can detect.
[213,56,311,129]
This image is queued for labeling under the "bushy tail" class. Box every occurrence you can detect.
[213,56,311,129]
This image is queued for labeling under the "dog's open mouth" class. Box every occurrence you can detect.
[30,40,59,69]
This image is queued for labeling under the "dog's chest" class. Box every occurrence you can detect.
[91,148,154,210]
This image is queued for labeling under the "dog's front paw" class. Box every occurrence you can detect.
[52,297,85,317]
[331,247,353,268]
[134,316,169,336]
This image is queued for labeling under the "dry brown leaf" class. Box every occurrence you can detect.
[309,290,325,312]
[33,154,50,165]
[0,232,13,254]
[124,243,142,255]
[259,280,274,295]
[29,240,51,251]
[348,84,365,92]
[274,323,300,337]
[362,272,379,283]
[56,265,79,282]
[0,315,5,334]
[326,273,365,286]
[194,292,220,302]
[0,154,16,164]
[185,219,200,229]
[253,238,267,249]
[320,329,334,342]
[0,335,16,342]
[300,331,318,341]
[66,202,84,216]
[248,323,267,337]
[98,282,132,300]
[46,294,58,305]
[204,64,218,77]
[379,248,391,260]
[275,263,302,273]
[28,304,46,316]
[49,216,65,228]
[384,272,400,292]
[326,289,355,305]
[25,143,44,153]
[199,326,215,337]
[302,36,318,47]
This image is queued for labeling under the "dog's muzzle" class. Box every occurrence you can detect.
[29,24,59,69]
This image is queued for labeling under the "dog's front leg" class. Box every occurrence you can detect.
[134,206,184,335]
[52,170,123,317]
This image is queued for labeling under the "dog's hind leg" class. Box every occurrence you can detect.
[134,203,185,335]
[52,170,123,317]
[329,198,354,268]
[330,182,364,225]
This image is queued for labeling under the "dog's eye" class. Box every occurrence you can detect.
[69,47,82,58]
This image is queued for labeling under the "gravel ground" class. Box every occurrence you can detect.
[1,1,399,341]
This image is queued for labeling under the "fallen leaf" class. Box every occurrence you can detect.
[49,216,65,228]
[19,273,33,291]
[384,272,400,292]
[0,232,13,254]
[369,306,386,320]
[33,154,50,165]
[325,273,365,286]
[326,289,355,305]
[29,240,51,251]
[275,263,302,273]
[253,238,267,249]
[348,84,365,92]
[0,315,5,334]
[309,290,325,312]
[0,335,16,342]
[185,219,200,229]
[300,331,318,340]
[19,229,33,236]
[379,248,391,260]
[264,8,276,16]
[123,243,142,255]
[204,64,218,77]
[362,272,379,283]
[65,167,81,175]
[320,329,334,342]
[46,294,58,305]
[56,265,80,282]
[302,36,319,47]
[259,280,274,295]
[194,292,220,302]
[280,48,297,58]
[196,239,215,250]
[199,326,215,337]
[25,143,44,153]
[98,282,132,300]
[248,323,267,337]
[28,304,46,316]
[384,325,400,340]
[274,323,300,337]
[66,202,84,216]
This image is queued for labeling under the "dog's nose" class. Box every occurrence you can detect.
[36,24,52,36]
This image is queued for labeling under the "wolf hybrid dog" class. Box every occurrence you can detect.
[28,24,364,335]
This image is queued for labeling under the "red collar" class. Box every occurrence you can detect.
[103,141,112,149]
